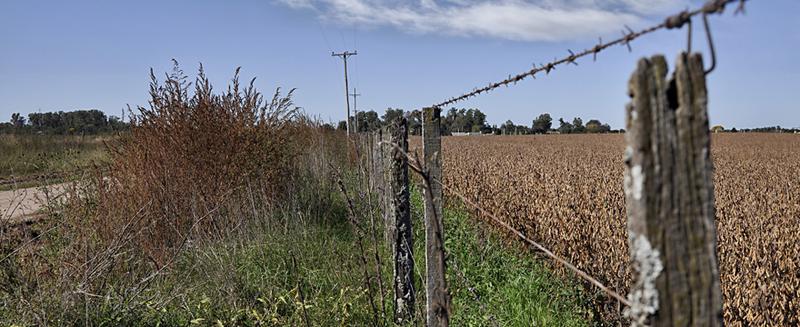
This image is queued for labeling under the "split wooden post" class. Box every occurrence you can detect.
[624,53,723,326]
[422,107,450,327]
[387,117,415,324]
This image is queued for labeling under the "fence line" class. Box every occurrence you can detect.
[430,0,746,109]
[374,140,633,308]
[416,55,724,324]
[365,51,725,324]
[368,115,726,318]
[352,1,747,324]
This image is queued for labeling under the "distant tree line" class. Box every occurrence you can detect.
[710,125,799,133]
[1,110,129,134]
[555,116,613,134]
[495,114,616,135]
[329,108,489,136]
[328,109,627,136]
[443,108,488,134]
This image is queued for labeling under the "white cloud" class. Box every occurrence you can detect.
[278,0,315,9]
[276,0,689,42]
[610,0,689,15]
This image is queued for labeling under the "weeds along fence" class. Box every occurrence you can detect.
[349,0,769,326]
[0,66,330,325]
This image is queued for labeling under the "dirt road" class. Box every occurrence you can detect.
[1,183,66,225]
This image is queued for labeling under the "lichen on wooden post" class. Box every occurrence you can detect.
[422,107,450,327]
[387,116,415,324]
[624,53,723,326]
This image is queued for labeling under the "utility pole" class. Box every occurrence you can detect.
[332,50,357,136]
[350,88,361,133]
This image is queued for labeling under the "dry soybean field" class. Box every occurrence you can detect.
[434,133,799,325]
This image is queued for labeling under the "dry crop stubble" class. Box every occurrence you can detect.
[411,133,800,325]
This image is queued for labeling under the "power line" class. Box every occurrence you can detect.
[338,30,348,53]
[315,20,334,53]
[429,0,747,109]
[352,27,361,92]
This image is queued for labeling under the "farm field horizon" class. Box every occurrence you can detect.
[1,125,797,325]
[411,133,799,324]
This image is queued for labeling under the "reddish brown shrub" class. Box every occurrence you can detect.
[60,62,312,277]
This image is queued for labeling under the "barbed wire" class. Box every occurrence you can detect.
[430,0,747,109]
[386,143,633,307]
[369,0,751,309]
[434,177,633,307]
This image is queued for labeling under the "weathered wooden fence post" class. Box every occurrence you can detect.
[381,126,393,245]
[371,129,382,203]
[388,117,415,323]
[624,53,723,326]
[422,107,450,327]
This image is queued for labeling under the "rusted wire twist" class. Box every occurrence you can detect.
[429,0,746,109]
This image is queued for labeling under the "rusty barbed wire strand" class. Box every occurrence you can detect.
[382,141,634,307]
[434,177,634,307]
[430,0,747,109]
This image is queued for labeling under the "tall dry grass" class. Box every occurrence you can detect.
[0,63,343,324]
[85,63,306,265]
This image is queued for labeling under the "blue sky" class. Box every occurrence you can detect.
[0,0,797,129]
